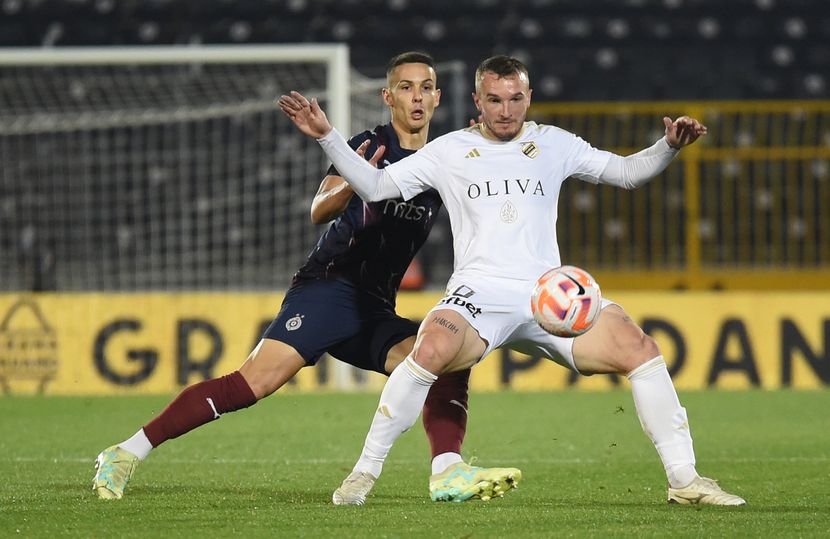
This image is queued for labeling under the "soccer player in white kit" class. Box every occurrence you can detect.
[279,55,745,506]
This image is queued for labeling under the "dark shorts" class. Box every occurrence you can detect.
[263,279,419,374]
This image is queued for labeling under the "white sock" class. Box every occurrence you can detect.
[432,452,464,475]
[353,357,437,478]
[627,356,698,488]
[118,428,153,460]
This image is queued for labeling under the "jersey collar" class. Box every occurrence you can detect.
[381,123,416,155]
[477,121,528,142]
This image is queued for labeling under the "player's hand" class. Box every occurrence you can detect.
[355,140,386,168]
[277,91,333,139]
[664,116,707,149]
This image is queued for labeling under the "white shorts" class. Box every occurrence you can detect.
[428,275,617,372]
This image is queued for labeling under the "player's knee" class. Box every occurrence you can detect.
[411,338,455,375]
[239,365,276,400]
[620,333,660,372]
[239,340,305,399]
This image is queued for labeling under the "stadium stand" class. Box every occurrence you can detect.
[0,0,826,100]
[0,0,828,291]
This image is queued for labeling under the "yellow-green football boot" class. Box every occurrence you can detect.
[93,445,139,499]
[429,462,521,502]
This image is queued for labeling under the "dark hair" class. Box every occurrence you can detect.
[475,55,529,91]
[386,51,435,79]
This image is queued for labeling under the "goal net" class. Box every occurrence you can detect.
[0,45,392,291]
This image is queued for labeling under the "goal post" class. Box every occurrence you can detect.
[0,44,386,292]
[0,44,351,135]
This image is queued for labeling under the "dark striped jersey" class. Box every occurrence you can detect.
[293,123,442,307]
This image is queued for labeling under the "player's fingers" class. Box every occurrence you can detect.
[367,144,386,167]
[354,140,371,157]
[310,97,322,114]
[276,97,297,117]
[663,116,673,129]
[681,117,707,136]
[276,95,292,109]
[291,91,311,108]
[279,95,297,106]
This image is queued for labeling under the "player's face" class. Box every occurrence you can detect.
[384,63,441,133]
[473,71,532,141]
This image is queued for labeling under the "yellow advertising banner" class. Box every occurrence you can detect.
[0,291,827,395]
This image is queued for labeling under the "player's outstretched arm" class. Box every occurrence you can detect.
[595,115,707,190]
[310,141,386,224]
[278,91,401,202]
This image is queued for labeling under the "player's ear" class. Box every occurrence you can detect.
[471,92,481,111]
[434,88,442,106]
[382,88,393,107]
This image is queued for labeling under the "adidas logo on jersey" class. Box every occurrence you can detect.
[464,148,481,158]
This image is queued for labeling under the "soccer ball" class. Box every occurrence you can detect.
[530,265,602,337]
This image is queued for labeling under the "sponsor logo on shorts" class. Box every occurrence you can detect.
[438,285,482,318]
[285,314,304,331]
[449,285,475,298]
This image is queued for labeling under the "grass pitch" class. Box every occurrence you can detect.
[1,390,828,538]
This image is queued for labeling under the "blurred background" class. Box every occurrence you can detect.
[0,0,828,394]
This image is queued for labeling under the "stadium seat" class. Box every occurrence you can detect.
[4,0,828,100]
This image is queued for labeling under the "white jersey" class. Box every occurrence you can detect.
[385,121,613,284]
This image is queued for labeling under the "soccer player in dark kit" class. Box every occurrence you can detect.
[93,52,520,506]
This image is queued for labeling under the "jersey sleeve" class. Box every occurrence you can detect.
[564,134,615,184]
[326,131,372,176]
[383,140,443,201]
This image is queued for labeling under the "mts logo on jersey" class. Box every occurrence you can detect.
[383,199,427,221]
[438,285,482,318]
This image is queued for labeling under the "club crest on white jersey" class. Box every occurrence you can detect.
[520,141,540,159]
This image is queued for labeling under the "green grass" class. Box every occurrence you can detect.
[1,390,828,538]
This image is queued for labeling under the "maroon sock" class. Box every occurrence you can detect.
[143,371,257,448]
[422,368,470,458]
